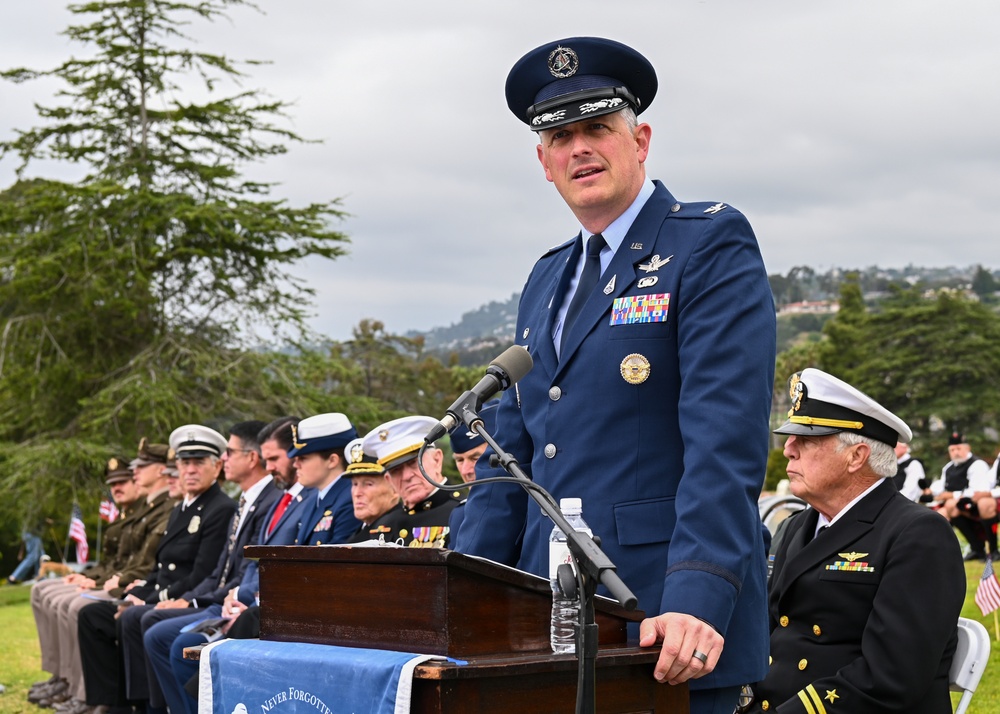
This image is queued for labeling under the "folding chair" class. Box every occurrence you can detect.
[950,617,991,714]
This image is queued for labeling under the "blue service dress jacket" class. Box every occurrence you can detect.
[294,477,359,546]
[456,181,777,689]
[748,480,965,714]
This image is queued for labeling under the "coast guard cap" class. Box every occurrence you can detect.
[344,437,385,478]
[363,415,439,471]
[448,400,499,454]
[105,456,133,484]
[774,368,911,446]
[506,37,657,131]
[286,413,357,458]
[169,424,228,460]
[129,437,170,469]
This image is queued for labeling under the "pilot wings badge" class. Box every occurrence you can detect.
[638,254,673,273]
[838,552,869,562]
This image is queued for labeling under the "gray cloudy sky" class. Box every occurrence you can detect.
[2,1,998,342]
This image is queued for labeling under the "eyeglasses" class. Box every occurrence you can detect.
[225,447,253,457]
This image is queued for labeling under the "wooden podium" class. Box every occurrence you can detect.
[245,544,688,713]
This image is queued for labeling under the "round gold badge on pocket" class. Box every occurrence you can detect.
[620,353,651,384]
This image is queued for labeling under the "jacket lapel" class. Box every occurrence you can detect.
[775,481,896,600]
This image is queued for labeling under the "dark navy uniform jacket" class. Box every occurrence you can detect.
[131,481,237,603]
[294,477,359,546]
[457,181,776,689]
[750,480,965,713]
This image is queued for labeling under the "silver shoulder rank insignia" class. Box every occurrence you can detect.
[603,275,616,295]
[638,254,673,273]
[838,552,868,562]
[637,276,658,289]
[704,202,727,214]
[547,46,579,78]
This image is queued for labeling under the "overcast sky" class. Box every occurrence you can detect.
[2,1,998,342]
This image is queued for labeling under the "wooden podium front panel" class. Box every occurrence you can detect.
[249,545,641,659]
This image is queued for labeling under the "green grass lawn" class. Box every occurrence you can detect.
[1,570,999,713]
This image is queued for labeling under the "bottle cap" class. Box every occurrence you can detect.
[559,497,582,511]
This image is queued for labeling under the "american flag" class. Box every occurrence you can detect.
[99,499,120,523]
[68,504,89,564]
[974,558,1000,616]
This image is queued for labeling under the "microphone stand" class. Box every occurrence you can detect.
[420,407,637,714]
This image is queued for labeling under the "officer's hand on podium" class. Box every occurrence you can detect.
[638,611,723,685]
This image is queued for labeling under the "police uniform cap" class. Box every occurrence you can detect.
[164,450,179,478]
[343,437,385,477]
[505,36,657,131]
[286,413,357,458]
[129,436,170,469]
[363,415,439,471]
[105,456,134,484]
[774,368,911,446]
[448,399,499,454]
[169,424,228,460]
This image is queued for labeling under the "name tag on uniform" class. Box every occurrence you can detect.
[610,293,670,326]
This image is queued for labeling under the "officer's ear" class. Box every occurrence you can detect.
[536,142,554,183]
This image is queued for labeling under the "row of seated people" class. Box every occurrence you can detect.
[27,405,496,714]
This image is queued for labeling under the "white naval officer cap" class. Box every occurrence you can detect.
[169,424,228,459]
[774,368,911,446]
[362,415,440,471]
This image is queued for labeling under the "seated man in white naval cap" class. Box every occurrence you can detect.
[746,369,965,714]
[362,416,463,548]
[342,438,400,543]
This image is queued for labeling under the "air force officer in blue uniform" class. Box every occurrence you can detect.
[455,37,776,714]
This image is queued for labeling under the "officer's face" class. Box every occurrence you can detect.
[385,449,443,509]
[536,112,651,232]
[262,439,296,489]
[293,451,340,489]
[109,477,139,506]
[133,462,165,490]
[351,475,399,523]
[179,456,221,497]
[783,434,868,517]
[452,443,487,483]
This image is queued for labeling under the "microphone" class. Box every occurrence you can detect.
[424,345,533,444]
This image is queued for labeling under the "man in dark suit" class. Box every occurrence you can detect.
[747,369,965,713]
[455,37,776,714]
[290,412,360,546]
[78,425,237,711]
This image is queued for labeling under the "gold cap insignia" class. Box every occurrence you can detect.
[138,437,148,452]
[788,373,805,415]
[108,457,119,470]
[620,353,651,385]
[350,442,365,464]
[379,429,389,441]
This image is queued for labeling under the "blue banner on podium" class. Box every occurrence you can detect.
[199,639,443,714]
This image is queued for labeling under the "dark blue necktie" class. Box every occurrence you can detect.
[562,233,605,349]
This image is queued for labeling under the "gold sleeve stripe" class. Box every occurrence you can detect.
[788,415,864,430]
[797,690,817,714]
[805,685,828,714]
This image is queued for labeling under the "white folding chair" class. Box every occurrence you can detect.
[758,494,807,537]
[950,617,991,714]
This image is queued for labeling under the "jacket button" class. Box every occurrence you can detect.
[798,659,808,670]
[768,656,772,665]
[813,624,822,636]
[544,444,557,458]
[167,563,176,571]
[761,702,769,711]
[779,616,789,627]
[549,386,562,401]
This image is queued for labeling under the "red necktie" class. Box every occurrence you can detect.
[267,492,294,536]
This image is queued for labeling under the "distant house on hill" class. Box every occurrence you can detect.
[778,300,839,315]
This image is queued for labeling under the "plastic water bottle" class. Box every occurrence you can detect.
[549,497,592,653]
